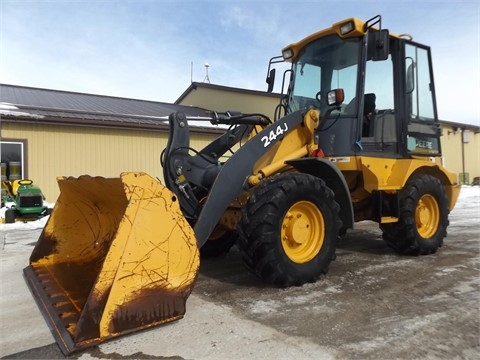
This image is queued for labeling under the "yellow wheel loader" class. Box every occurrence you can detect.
[23,15,460,355]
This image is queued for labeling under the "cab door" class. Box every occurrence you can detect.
[359,49,399,156]
[403,41,441,156]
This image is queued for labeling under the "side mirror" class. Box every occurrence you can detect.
[368,29,389,61]
[266,68,276,93]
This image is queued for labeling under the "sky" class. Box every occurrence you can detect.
[0,0,479,126]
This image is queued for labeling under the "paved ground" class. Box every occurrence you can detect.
[0,187,479,359]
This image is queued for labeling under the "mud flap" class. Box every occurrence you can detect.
[23,172,199,355]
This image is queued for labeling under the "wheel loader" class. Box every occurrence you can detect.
[23,15,460,355]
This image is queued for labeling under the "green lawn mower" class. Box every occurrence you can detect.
[1,179,52,223]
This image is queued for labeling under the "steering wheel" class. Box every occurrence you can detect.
[18,179,33,186]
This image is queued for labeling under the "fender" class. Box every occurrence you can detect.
[194,110,305,247]
[286,157,354,231]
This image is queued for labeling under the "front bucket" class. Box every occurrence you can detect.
[23,172,199,355]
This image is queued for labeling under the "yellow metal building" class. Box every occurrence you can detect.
[176,82,280,120]
[1,82,479,202]
[0,84,223,201]
[439,122,480,185]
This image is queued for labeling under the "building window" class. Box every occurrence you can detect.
[0,139,27,180]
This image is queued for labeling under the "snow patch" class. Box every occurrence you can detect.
[0,102,45,119]
[0,102,19,110]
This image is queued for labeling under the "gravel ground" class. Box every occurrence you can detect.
[0,186,479,359]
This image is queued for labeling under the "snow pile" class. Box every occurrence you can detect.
[448,185,480,229]
[0,202,54,230]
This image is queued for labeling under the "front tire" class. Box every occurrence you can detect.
[238,173,341,287]
[5,208,16,223]
[200,228,236,258]
[381,174,449,255]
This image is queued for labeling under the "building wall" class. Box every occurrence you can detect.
[440,126,480,184]
[2,122,219,201]
[178,86,281,120]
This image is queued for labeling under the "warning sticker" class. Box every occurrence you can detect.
[328,157,351,163]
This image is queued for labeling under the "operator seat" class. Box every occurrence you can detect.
[363,93,376,137]
[344,93,376,137]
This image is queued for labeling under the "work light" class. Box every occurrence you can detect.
[282,48,294,60]
[340,21,354,35]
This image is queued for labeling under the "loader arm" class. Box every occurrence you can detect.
[162,111,253,219]
[163,110,308,247]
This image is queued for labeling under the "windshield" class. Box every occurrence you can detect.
[287,35,362,116]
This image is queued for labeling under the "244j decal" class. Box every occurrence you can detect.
[261,123,289,148]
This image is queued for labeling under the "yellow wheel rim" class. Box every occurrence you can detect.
[281,201,325,264]
[415,194,440,239]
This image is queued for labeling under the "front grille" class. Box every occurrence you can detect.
[19,195,43,208]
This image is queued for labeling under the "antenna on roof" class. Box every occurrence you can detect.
[191,61,193,83]
[203,63,210,83]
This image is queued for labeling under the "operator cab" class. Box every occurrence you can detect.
[268,15,441,159]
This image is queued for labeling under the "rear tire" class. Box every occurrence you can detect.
[238,173,341,287]
[381,174,449,255]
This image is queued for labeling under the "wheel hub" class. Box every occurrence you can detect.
[281,201,325,263]
[283,212,310,245]
[416,194,440,239]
